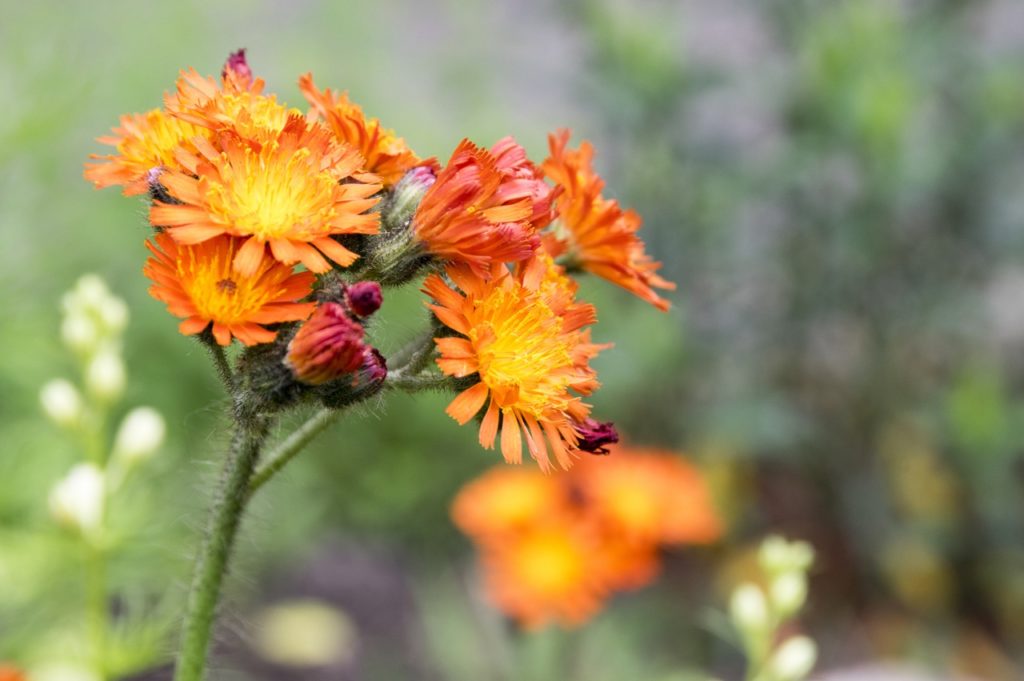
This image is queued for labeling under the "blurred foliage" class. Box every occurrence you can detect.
[2,0,1024,678]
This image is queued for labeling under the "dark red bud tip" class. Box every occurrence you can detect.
[346,281,383,317]
[575,418,619,455]
[406,165,437,189]
[222,49,252,86]
[362,347,388,384]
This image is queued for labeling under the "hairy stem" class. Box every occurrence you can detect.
[386,371,456,393]
[199,333,234,392]
[173,412,268,681]
[247,408,341,497]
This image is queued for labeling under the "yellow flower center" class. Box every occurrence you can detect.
[178,240,282,323]
[470,286,574,417]
[203,143,342,240]
[512,529,587,595]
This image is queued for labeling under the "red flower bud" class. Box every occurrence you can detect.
[222,49,253,90]
[285,302,366,385]
[346,281,383,318]
[574,418,619,455]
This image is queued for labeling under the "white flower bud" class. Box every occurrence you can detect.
[49,464,105,534]
[759,535,814,576]
[98,297,129,334]
[61,313,100,355]
[770,572,808,617]
[113,407,165,465]
[74,274,110,311]
[85,351,125,401]
[767,636,817,681]
[39,379,83,429]
[730,583,769,634]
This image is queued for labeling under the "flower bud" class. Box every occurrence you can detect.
[73,275,110,312]
[770,572,808,617]
[345,281,383,318]
[98,297,129,334]
[61,313,99,355]
[730,583,769,634]
[759,536,814,577]
[360,347,388,385]
[49,464,105,535]
[384,165,437,231]
[573,418,619,454]
[767,636,817,681]
[39,379,83,429]
[85,350,126,401]
[222,48,253,89]
[285,303,366,385]
[113,407,166,465]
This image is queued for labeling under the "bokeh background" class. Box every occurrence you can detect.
[3,0,1024,678]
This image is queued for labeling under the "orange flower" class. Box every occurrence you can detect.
[542,129,675,311]
[412,140,540,277]
[490,136,558,230]
[573,446,723,546]
[164,64,298,142]
[451,466,567,539]
[423,256,607,470]
[150,117,381,276]
[144,232,315,346]
[481,518,610,629]
[0,665,24,681]
[84,109,207,195]
[299,73,427,186]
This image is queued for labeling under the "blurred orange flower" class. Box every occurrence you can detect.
[542,129,675,311]
[451,444,723,628]
[0,665,24,681]
[574,446,723,546]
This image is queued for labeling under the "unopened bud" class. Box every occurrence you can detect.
[770,572,808,617]
[61,313,99,355]
[49,464,105,535]
[759,536,814,577]
[74,275,110,311]
[85,350,125,401]
[730,583,769,634]
[573,418,619,455]
[113,407,166,465]
[767,636,817,681]
[286,303,366,385]
[222,48,253,89]
[360,347,388,385]
[346,281,383,318]
[385,165,437,230]
[39,379,83,429]
[98,297,128,334]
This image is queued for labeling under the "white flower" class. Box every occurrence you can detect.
[49,464,105,534]
[730,583,769,634]
[113,407,166,465]
[85,350,125,401]
[39,379,83,428]
[768,636,817,681]
[770,571,808,617]
[98,297,129,334]
[61,313,99,355]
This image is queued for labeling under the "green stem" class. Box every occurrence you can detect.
[386,371,456,393]
[173,413,268,681]
[247,408,340,497]
[86,539,108,680]
[199,335,234,392]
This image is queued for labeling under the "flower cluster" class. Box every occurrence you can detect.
[86,50,674,465]
[452,443,723,628]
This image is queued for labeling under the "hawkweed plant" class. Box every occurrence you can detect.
[85,50,674,679]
